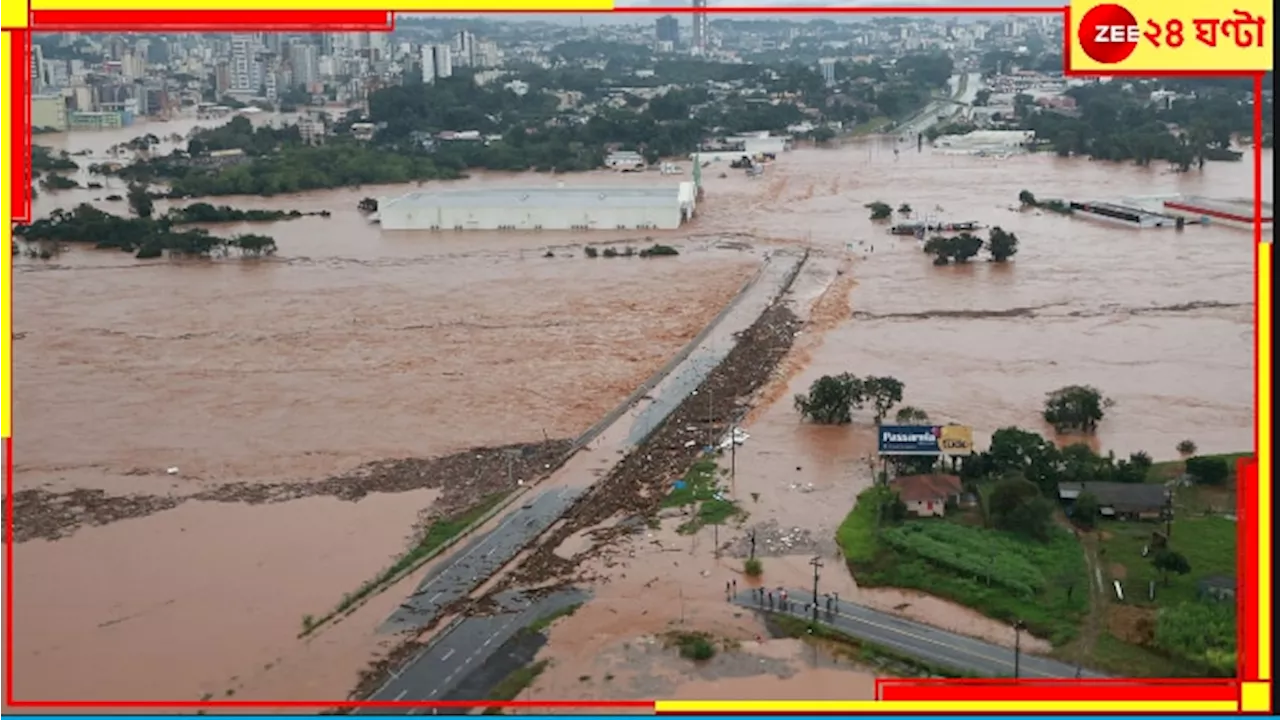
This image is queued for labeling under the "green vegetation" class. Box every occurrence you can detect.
[524,603,583,636]
[32,145,78,173]
[1043,385,1113,434]
[794,374,904,425]
[844,494,1088,645]
[41,174,79,190]
[1017,190,1073,215]
[1019,80,1272,169]
[925,121,976,142]
[769,614,975,678]
[12,204,278,259]
[303,491,513,636]
[662,459,742,534]
[484,659,549,708]
[583,243,680,260]
[166,202,330,224]
[743,557,763,577]
[921,226,1020,265]
[98,55,952,197]
[666,631,718,661]
[1096,515,1237,675]
[866,201,893,220]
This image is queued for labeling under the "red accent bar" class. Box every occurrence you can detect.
[9,30,31,223]
[4,436,14,708]
[1237,457,1259,680]
[30,10,392,32]
[1164,202,1273,225]
[878,679,1241,703]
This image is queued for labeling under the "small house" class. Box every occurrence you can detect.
[1197,576,1236,602]
[1059,482,1169,521]
[889,474,963,517]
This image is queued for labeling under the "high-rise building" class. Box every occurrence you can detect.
[691,0,709,54]
[229,34,260,96]
[30,44,47,93]
[289,42,319,88]
[453,30,477,67]
[655,15,679,46]
[818,58,837,87]
[421,44,453,83]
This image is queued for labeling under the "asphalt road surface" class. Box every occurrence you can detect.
[381,487,583,632]
[360,589,587,712]
[736,589,1107,679]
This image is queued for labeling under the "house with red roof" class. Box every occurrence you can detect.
[888,474,964,518]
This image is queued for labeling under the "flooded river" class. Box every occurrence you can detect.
[8,114,1265,702]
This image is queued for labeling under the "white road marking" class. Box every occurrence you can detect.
[428,592,442,603]
[394,690,408,701]
[440,648,455,662]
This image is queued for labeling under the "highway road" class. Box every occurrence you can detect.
[736,589,1107,679]
[381,487,583,633]
[360,589,587,712]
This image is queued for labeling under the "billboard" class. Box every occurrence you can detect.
[878,424,974,456]
[939,425,974,457]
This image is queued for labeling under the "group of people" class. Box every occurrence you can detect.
[735,584,840,617]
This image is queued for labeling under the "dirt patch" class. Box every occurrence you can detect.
[5,440,573,543]
[1107,604,1158,645]
[1109,563,1128,581]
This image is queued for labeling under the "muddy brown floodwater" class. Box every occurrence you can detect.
[8,115,1265,704]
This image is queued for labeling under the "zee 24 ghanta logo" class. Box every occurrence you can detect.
[1077,3,1268,65]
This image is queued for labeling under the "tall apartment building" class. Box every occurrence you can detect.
[229,34,260,96]
[818,58,837,87]
[30,44,48,93]
[289,42,318,88]
[453,30,477,67]
[421,44,452,83]
[691,0,709,54]
[655,15,679,46]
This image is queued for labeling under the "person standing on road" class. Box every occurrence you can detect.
[731,579,737,594]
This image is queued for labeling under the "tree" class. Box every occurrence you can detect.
[127,183,154,219]
[987,226,1019,262]
[1043,385,1113,434]
[983,426,1063,496]
[866,201,893,220]
[1152,548,1191,586]
[794,373,864,424]
[895,406,930,424]
[1176,439,1198,455]
[1185,456,1230,486]
[923,233,984,265]
[1018,189,1037,206]
[987,476,1054,541]
[1073,491,1100,529]
[862,376,905,423]
[897,203,912,216]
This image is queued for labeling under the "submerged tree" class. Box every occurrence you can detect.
[1043,384,1113,434]
[794,373,864,424]
[987,226,1020,262]
[866,201,893,221]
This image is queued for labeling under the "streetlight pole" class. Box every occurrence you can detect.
[1013,620,1026,678]
[809,556,823,623]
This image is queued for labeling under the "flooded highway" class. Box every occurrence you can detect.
[8,111,1265,702]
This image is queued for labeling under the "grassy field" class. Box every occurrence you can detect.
[662,457,743,535]
[837,488,1089,646]
[1146,452,1249,516]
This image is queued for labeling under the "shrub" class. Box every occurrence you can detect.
[1185,456,1230,486]
[1176,439,1198,455]
[584,246,599,258]
[744,557,763,577]
[639,243,679,257]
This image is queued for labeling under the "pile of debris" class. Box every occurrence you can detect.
[499,299,804,588]
[5,439,574,544]
[722,519,831,559]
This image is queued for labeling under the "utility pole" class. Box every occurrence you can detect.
[1013,619,1026,678]
[809,556,823,623]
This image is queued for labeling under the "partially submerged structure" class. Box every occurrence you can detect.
[376,183,698,231]
[1059,481,1170,521]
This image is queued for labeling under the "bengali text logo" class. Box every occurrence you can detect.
[1073,1,1271,71]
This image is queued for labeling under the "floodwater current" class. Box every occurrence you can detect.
[7,113,1267,702]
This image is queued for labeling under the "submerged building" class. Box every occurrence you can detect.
[377,184,698,231]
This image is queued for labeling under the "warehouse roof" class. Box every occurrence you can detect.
[381,185,684,211]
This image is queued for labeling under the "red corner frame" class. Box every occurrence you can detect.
[3,3,1271,711]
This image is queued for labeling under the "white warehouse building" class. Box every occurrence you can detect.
[377,184,698,231]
